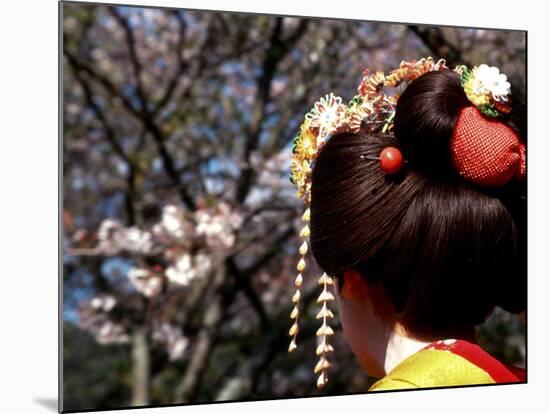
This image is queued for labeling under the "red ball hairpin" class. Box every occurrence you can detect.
[363,146,406,174]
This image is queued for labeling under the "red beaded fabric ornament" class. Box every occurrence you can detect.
[450,106,526,187]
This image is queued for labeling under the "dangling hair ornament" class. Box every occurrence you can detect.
[288,57,524,389]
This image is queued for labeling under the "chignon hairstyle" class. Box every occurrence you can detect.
[309,70,526,337]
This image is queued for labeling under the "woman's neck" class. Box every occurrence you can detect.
[383,323,478,375]
[384,331,433,374]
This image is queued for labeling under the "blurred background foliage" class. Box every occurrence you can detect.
[62,2,526,411]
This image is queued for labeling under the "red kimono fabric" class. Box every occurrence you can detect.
[369,339,525,391]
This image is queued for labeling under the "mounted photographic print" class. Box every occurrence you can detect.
[61,1,527,412]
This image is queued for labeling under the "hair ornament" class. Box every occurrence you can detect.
[451,106,526,186]
[364,147,406,174]
[455,63,512,117]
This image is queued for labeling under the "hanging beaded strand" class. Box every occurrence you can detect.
[287,183,336,389]
[288,122,337,388]
[288,195,311,353]
[314,271,335,388]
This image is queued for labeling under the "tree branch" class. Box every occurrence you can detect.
[144,119,196,210]
[64,47,196,211]
[63,46,141,119]
[151,10,189,117]
[242,226,295,277]
[225,256,269,331]
[131,326,151,405]
[408,25,466,68]
[226,224,295,332]
[109,7,149,115]
[67,59,139,225]
[153,15,221,122]
[235,18,309,203]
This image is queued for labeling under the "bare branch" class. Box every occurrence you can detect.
[151,11,189,117]
[407,25,466,67]
[236,18,309,203]
[63,47,141,119]
[225,256,269,331]
[67,59,139,224]
[109,7,149,114]
[241,226,295,277]
[64,46,196,210]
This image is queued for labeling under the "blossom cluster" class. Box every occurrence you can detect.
[79,295,190,360]
[93,202,243,295]
[127,267,164,297]
[195,202,243,249]
[152,322,189,361]
[79,295,130,345]
[98,219,154,255]
[75,201,243,356]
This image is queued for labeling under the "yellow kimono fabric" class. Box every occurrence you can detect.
[369,348,495,391]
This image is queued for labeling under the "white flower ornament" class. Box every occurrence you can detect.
[458,63,512,117]
[475,64,511,102]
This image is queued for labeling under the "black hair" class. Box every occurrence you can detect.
[309,70,526,337]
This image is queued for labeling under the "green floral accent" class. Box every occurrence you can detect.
[348,94,361,108]
[381,112,395,134]
[478,104,500,118]
[457,65,472,88]
[290,131,301,182]
[346,94,362,117]
[291,132,300,154]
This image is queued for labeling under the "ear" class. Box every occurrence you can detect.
[341,269,370,301]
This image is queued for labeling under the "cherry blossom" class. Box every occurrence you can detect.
[165,253,212,286]
[152,323,189,361]
[195,203,243,250]
[127,267,164,297]
[79,297,130,345]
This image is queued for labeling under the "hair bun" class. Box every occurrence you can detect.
[393,70,527,316]
[393,70,470,178]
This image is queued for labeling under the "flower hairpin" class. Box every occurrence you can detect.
[455,64,512,117]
